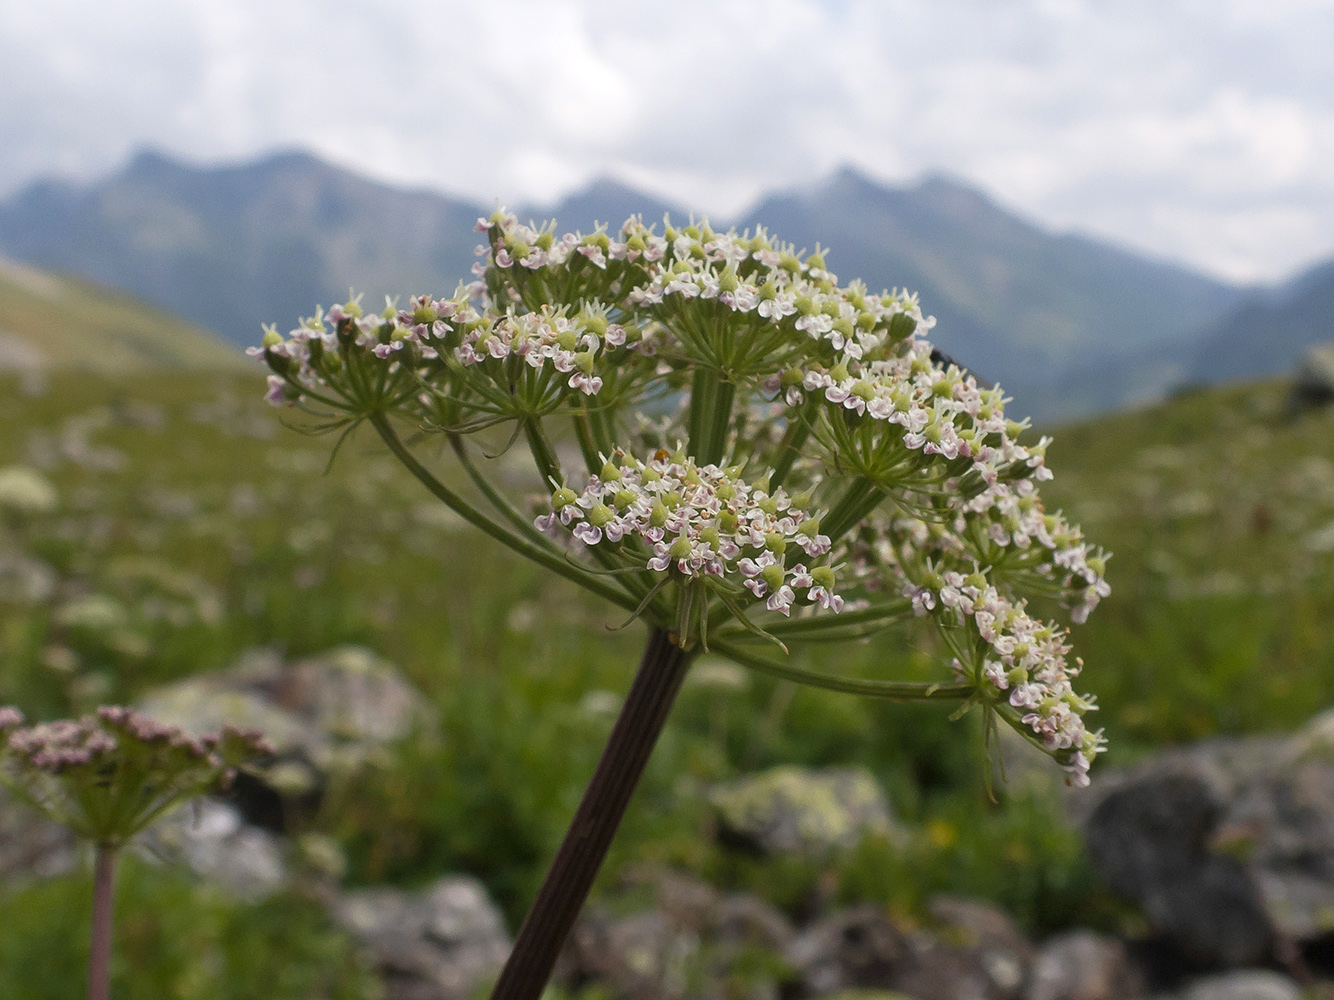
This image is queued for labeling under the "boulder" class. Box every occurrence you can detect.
[928,896,1034,998]
[564,868,794,1000]
[140,798,287,900]
[1291,342,1334,412]
[336,875,511,1000]
[1079,717,1334,965]
[1181,971,1301,1000]
[710,766,898,857]
[139,645,434,811]
[1025,931,1144,1000]
[788,902,1027,1000]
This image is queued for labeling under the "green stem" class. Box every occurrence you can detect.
[821,476,887,544]
[449,435,552,544]
[371,415,637,612]
[711,639,973,701]
[522,418,564,488]
[760,601,914,637]
[686,367,735,466]
[769,417,812,491]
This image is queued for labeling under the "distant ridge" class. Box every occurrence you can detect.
[1186,260,1334,385]
[0,149,1272,421]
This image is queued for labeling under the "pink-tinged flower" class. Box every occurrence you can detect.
[264,376,289,407]
[766,585,796,615]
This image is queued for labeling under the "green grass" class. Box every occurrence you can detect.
[1042,379,1334,753]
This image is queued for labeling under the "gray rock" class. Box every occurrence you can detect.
[139,798,287,900]
[1181,971,1301,1000]
[1291,342,1334,411]
[1025,931,1143,1000]
[928,896,1033,998]
[565,869,794,1000]
[788,903,1022,1000]
[785,904,911,996]
[336,875,511,1000]
[140,644,434,801]
[1084,769,1273,965]
[711,766,898,857]
[1078,721,1334,964]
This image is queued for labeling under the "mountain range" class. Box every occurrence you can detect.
[1,149,1329,422]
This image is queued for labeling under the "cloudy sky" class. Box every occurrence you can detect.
[3,0,1332,283]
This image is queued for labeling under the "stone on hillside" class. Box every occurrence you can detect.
[1291,341,1334,411]
[788,903,1027,1000]
[711,766,898,857]
[139,798,287,901]
[1080,716,1334,966]
[1025,931,1143,1000]
[564,868,794,1000]
[336,876,511,1000]
[139,644,434,802]
[1181,971,1301,1000]
[927,896,1033,998]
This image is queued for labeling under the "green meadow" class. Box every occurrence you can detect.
[1,354,1332,995]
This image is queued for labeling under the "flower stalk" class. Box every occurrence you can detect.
[88,844,117,1000]
[488,628,692,1000]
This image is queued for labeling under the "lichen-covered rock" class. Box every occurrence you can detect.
[1024,930,1143,1000]
[336,875,511,1000]
[139,645,434,803]
[711,766,898,857]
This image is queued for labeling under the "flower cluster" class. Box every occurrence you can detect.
[939,577,1102,786]
[254,209,1112,784]
[0,705,271,844]
[537,452,841,616]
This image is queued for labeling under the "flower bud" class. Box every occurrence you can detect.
[888,313,917,340]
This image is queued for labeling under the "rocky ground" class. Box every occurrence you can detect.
[8,646,1334,1000]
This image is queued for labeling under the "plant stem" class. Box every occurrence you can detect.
[488,627,692,1000]
[88,844,116,1000]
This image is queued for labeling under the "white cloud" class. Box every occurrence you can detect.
[1,0,1333,281]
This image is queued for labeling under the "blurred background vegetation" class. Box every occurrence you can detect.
[1,334,1332,994]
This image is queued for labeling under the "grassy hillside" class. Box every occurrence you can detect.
[0,255,245,374]
[1044,378,1334,748]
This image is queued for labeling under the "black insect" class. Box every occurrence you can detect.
[929,347,992,390]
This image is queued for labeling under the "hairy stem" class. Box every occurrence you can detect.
[488,628,692,1000]
[87,844,116,1000]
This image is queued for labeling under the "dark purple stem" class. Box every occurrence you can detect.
[88,844,117,1000]
[488,627,692,1000]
